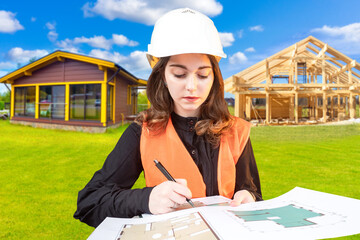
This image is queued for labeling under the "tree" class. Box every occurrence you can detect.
[138,90,148,105]
[0,91,10,102]
[28,57,37,63]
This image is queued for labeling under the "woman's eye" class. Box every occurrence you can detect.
[174,74,186,78]
[198,74,208,79]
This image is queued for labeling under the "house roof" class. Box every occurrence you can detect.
[0,50,147,86]
[225,36,360,93]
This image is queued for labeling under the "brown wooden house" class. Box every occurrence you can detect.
[225,36,360,124]
[0,51,146,132]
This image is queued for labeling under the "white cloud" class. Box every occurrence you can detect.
[311,22,360,55]
[7,47,48,64]
[0,61,16,69]
[45,22,56,30]
[112,34,139,46]
[56,34,138,51]
[237,29,244,38]
[56,39,80,53]
[229,51,248,65]
[219,32,235,47]
[73,36,112,50]
[48,31,59,42]
[31,17,36,22]
[250,25,264,32]
[46,22,58,42]
[82,0,223,25]
[245,47,255,52]
[0,70,9,77]
[89,49,151,75]
[0,10,24,33]
[311,23,360,42]
[89,49,127,62]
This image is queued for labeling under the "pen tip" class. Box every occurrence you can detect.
[154,159,159,164]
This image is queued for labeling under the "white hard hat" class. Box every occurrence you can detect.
[147,8,226,68]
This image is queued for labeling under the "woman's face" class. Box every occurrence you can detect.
[164,53,214,117]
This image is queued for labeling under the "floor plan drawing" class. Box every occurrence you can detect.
[117,212,219,240]
[229,204,323,228]
[88,188,360,240]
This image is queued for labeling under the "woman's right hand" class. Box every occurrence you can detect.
[149,179,192,215]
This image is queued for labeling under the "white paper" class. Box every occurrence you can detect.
[87,187,360,240]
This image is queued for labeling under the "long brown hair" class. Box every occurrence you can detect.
[135,54,233,147]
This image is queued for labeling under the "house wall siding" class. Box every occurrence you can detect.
[13,59,103,85]
[115,76,132,122]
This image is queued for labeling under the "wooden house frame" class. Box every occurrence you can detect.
[0,51,146,131]
[225,36,360,124]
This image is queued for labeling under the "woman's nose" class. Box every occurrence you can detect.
[186,75,197,92]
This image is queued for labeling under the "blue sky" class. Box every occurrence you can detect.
[1,0,360,96]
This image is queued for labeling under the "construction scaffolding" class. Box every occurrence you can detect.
[225,36,360,125]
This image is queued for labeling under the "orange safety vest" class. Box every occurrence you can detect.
[140,117,251,199]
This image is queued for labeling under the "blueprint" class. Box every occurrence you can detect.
[87,187,360,240]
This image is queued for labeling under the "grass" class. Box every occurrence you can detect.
[0,120,359,239]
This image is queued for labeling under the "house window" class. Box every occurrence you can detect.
[70,84,101,121]
[14,86,35,117]
[39,85,65,119]
[107,85,114,121]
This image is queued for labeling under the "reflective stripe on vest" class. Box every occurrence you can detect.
[140,117,251,198]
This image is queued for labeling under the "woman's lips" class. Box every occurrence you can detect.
[183,96,200,102]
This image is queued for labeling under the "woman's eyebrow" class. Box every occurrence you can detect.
[169,64,187,69]
[169,64,212,70]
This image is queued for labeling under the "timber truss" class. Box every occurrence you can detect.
[225,36,360,124]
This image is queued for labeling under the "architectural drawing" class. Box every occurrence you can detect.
[229,204,323,228]
[88,188,360,240]
[118,212,219,240]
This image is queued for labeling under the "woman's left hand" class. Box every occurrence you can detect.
[230,190,255,207]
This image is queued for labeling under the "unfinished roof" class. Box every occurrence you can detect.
[225,36,360,93]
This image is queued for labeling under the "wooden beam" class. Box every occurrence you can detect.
[245,96,251,120]
[329,60,356,79]
[266,92,270,124]
[234,93,240,117]
[233,37,311,80]
[295,61,298,84]
[348,67,353,84]
[24,70,32,76]
[234,93,245,118]
[235,82,358,89]
[309,43,328,69]
[315,40,360,72]
[322,58,326,85]
[315,95,318,120]
[98,65,106,71]
[266,59,271,84]
[57,56,64,62]
[295,92,298,123]
[313,96,316,119]
[349,92,355,118]
[316,44,328,59]
[322,92,327,122]
[289,95,294,120]
[235,88,359,95]
[330,96,334,120]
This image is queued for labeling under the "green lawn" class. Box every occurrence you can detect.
[0,120,359,239]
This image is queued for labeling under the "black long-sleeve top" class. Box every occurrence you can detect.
[74,113,262,227]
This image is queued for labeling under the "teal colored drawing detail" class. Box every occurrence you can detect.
[229,204,323,228]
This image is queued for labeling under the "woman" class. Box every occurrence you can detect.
[74,8,262,228]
